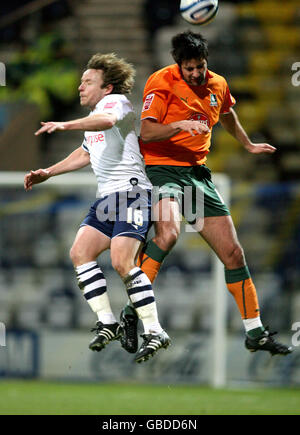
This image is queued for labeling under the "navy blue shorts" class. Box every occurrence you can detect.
[80,189,152,242]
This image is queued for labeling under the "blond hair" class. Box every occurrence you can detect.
[86,53,135,94]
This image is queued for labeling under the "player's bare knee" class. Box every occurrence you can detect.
[69,245,78,265]
[111,256,134,278]
[69,245,90,267]
[111,258,122,275]
[225,244,245,269]
[154,227,179,251]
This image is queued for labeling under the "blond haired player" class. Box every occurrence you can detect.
[24,53,170,363]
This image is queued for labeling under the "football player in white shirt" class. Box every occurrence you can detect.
[24,53,170,363]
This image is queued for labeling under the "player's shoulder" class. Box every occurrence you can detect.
[207,70,228,88]
[146,64,179,90]
[150,64,179,78]
[97,93,129,107]
[95,94,132,112]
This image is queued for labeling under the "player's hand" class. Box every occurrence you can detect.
[246,142,277,154]
[35,121,65,136]
[24,169,50,191]
[173,120,210,136]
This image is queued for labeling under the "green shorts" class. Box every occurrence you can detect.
[146,165,230,220]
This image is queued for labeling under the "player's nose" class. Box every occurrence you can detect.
[192,70,201,78]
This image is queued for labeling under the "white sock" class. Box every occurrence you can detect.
[76,261,117,324]
[97,312,117,324]
[243,317,263,333]
[124,267,163,334]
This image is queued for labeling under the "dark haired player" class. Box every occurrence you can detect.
[120,31,292,357]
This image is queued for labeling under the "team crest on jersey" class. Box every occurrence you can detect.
[130,177,138,186]
[142,93,155,111]
[210,94,218,107]
[190,112,210,127]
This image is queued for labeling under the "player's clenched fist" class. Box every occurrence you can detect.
[24,169,50,191]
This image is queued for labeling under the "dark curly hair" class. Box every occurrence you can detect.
[171,31,209,65]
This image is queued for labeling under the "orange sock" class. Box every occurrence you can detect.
[225,267,260,319]
[137,253,161,283]
[136,240,169,284]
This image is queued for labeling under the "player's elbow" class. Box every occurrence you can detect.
[103,117,116,130]
[140,120,157,143]
[140,132,153,143]
[140,127,156,143]
[96,114,117,131]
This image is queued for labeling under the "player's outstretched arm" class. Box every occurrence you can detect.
[35,113,117,136]
[219,108,276,154]
[140,118,210,143]
[24,147,90,191]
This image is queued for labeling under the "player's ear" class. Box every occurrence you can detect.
[105,84,114,95]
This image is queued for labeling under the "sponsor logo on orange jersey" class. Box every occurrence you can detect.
[190,112,210,127]
[142,93,155,111]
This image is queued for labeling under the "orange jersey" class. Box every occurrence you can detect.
[140,64,235,166]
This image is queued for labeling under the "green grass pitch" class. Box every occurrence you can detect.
[0,380,299,415]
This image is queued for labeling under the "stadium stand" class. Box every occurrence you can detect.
[0,2,299,386]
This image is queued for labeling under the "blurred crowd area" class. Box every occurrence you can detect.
[0,0,300,335]
[0,0,300,177]
[0,0,79,120]
[0,183,299,337]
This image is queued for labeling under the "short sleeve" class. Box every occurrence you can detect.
[220,86,236,114]
[140,69,171,122]
[94,95,133,122]
[141,92,167,122]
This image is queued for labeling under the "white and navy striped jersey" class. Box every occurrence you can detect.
[82,94,152,198]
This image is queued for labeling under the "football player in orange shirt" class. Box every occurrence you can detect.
[119,31,292,358]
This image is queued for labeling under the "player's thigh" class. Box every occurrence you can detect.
[153,196,181,223]
[198,215,244,265]
[152,197,181,249]
[70,225,111,265]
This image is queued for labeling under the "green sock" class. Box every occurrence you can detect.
[247,326,265,339]
[125,299,134,311]
[144,240,169,263]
